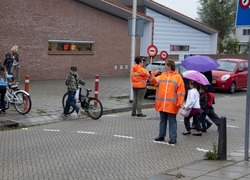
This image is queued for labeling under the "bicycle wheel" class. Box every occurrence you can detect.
[62,93,74,114]
[86,98,103,120]
[13,91,32,115]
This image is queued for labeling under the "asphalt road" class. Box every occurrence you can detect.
[0,89,248,180]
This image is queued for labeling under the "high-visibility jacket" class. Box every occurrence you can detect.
[149,71,185,114]
[131,64,148,88]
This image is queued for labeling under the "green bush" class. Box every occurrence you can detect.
[204,142,219,160]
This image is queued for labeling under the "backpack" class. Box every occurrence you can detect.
[207,92,215,107]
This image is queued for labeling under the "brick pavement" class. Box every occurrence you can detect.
[0,75,249,179]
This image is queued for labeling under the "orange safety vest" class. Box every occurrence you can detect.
[150,71,185,114]
[131,64,148,88]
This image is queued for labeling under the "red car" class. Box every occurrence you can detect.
[212,58,248,93]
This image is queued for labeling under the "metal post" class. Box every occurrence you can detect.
[218,116,227,160]
[129,0,137,103]
[244,39,250,161]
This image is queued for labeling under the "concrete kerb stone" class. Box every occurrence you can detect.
[0,97,155,130]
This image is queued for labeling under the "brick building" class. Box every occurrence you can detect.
[0,0,218,80]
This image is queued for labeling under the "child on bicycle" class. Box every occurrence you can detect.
[0,65,9,114]
[63,66,85,118]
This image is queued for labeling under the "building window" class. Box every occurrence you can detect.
[243,29,250,35]
[170,45,189,51]
[48,40,94,54]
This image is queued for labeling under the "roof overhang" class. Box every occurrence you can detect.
[113,0,218,35]
[77,0,153,23]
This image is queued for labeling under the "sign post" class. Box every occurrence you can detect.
[147,45,158,71]
[236,0,250,161]
[159,50,168,70]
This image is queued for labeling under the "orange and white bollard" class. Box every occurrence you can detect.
[25,75,30,93]
[24,75,30,111]
[94,74,99,106]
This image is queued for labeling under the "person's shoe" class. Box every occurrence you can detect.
[182,131,191,135]
[131,113,136,116]
[137,113,146,117]
[168,139,177,144]
[192,132,202,136]
[63,114,69,118]
[206,123,212,130]
[78,109,85,115]
[154,137,165,141]
[201,129,207,133]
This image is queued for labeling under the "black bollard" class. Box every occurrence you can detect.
[218,116,227,160]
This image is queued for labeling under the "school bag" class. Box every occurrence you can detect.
[207,92,215,107]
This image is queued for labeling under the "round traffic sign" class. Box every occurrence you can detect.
[160,51,168,60]
[240,0,250,9]
[147,45,158,57]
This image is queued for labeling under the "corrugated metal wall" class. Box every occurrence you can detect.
[146,9,213,60]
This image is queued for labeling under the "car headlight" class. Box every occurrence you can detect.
[221,74,230,81]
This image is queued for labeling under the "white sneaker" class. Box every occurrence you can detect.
[70,112,79,119]
[79,109,85,115]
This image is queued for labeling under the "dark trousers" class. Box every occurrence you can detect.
[184,110,201,132]
[132,88,146,115]
[206,107,220,126]
[0,86,7,112]
[200,111,212,131]
[63,91,79,115]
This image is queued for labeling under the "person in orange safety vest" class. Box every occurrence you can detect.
[148,59,185,144]
[131,57,149,117]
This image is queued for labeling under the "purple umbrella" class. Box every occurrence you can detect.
[182,70,210,85]
[181,55,219,72]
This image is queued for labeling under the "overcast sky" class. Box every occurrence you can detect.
[154,0,200,19]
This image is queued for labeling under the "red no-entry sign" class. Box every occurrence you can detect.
[147,45,158,57]
[160,51,168,60]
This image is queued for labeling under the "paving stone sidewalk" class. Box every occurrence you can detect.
[0,75,249,180]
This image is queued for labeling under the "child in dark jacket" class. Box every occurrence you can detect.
[199,85,213,132]
[199,85,221,131]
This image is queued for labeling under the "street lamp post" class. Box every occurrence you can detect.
[129,0,137,103]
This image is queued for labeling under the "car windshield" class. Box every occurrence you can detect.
[217,61,237,72]
[145,63,165,72]
[145,62,186,74]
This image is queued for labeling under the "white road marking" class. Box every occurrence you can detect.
[114,135,134,139]
[77,131,95,134]
[227,125,239,128]
[196,148,209,152]
[22,128,28,130]
[104,114,119,117]
[44,129,60,132]
[153,141,175,146]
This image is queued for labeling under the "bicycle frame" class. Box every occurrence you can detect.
[5,88,30,104]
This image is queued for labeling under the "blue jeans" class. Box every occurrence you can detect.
[63,91,79,115]
[158,111,177,141]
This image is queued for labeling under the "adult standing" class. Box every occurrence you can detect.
[131,57,149,117]
[63,66,85,118]
[3,53,13,74]
[10,45,20,82]
[149,59,185,144]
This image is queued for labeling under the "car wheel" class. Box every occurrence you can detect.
[229,82,236,94]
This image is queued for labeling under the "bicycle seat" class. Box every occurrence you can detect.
[86,89,92,93]
[9,84,18,89]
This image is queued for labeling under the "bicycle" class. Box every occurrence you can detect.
[4,84,32,115]
[62,86,103,120]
